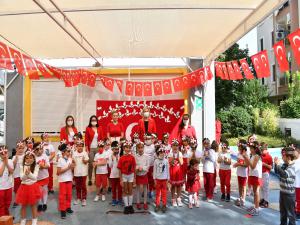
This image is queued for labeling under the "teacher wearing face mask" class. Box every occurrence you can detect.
[107,110,124,143]
[60,115,78,145]
[138,106,157,141]
[178,114,197,141]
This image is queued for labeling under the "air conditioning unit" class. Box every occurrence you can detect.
[276,31,285,40]
[276,24,286,31]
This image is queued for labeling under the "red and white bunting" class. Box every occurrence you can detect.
[134,82,143,96]
[153,81,163,96]
[143,82,152,96]
[9,47,25,76]
[0,42,13,70]
[125,81,134,96]
[22,54,39,79]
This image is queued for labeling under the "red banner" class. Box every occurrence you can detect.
[0,42,13,70]
[96,100,184,140]
[288,28,300,66]
[273,40,289,72]
[239,58,254,79]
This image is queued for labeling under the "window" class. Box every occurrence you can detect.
[272,64,276,82]
[271,31,275,46]
[262,78,265,85]
[260,38,264,51]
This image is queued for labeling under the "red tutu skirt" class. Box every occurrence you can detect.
[136,174,148,185]
[16,183,42,205]
[169,164,184,186]
[37,177,49,187]
[186,179,201,193]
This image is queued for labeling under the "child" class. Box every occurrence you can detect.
[117,140,136,214]
[34,142,50,212]
[16,149,41,225]
[161,133,171,157]
[0,147,14,217]
[243,141,262,216]
[135,141,150,210]
[72,140,89,206]
[217,141,231,202]
[260,142,273,208]
[190,138,200,160]
[274,147,296,225]
[186,158,200,209]
[41,133,56,194]
[93,141,109,202]
[144,132,155,199]
[201,138,216,202]
[233,139,248,207]
[57,144,75,219]
[295,145,300,220]
[181,136,192,182]
[12,141,25,207]
[211,140,219,195]
[153,146,169,213]
[108,141,122,206]
[132,133,140,155]
[168,139,184,207]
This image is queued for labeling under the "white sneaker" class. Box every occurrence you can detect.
[73,199,79,205]
[172,199,178,207]
[82,199,87,206]
[207,198,213,203]
[101,195,106,202]
[188,203,193,209]
[94,195,99,202]
[240,198,245,207]
[214,188,218,194]
[177,198,183,207]
[195,200,200,208]
[32,218,38,225]
[20,219,26,225]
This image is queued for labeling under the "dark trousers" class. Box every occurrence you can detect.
[280,192,296,225]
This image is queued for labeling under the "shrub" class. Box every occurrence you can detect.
[260,106,279,136]
[280,95,300,118]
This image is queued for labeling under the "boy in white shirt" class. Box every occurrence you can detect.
[144,132,156,199]
[94,141,109,202]
[72,140,89,206]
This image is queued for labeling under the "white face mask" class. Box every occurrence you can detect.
[91,121,97,126]
[67,121,73,126]
[183,119,189,125]
[133,138,139,143]
[145,140,152,146]
[144,112,150,118]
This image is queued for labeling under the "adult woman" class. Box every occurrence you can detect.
[178,114,196,141]
[137,107,156,140]
[60,115,78,145]
[85,115,104,186]
[107,111,124,143]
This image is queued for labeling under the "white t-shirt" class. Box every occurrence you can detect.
[218,152,231,170]
[135,154,150,176]
[57,157,73,182]
[249,155,262,178]
[108,154,120,178]
[94,151,109,174]
[0,159,14,190]
[202,149,216,173]
[73,150,89,177]
[20,165,39,185]
[168,151,183,159]
[12,154,24,178]
[43,143,56,163]
[294,158,300,188]
[144,144,155,166]
[35,154,50,181]
[182,146,192,158]
[68,131,75,143]
[236,153,247,177]
[90,131,98,149]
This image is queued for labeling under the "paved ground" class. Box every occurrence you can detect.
[10,166,300,225]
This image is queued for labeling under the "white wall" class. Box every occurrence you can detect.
[278,118,300,140]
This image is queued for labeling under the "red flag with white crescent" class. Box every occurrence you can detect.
[143,82,152,96]
[288,28,300,66]
[232,60,243,80]
[182,74,190,89]
[260,50,271,78]
[251,52,264,78]
[9,47,26,76]
[187,70,200,88]
[34,60,53,78]
[0,42,13,70]
[273,40,289,72]
[86,71,96,87]
[22,54,39,79]
[153,81,163,96]
[215,62,224,79]
[220,62,229,80]
[61,70,72,87]
[125,81,134,96]
[226,62,236,80]
[205,66,213,80]
[172,77,184,92]
[102,76,114,92]
[115,79,123,93]
[45,64,62,79]
[80,69,88,85]
[239,58,254,79]
[134,82,143,96]
[198,68,206,84]
[162,79,173,95]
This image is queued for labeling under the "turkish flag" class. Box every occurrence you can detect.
[115,79,123,93]
[188,70,201,88]
[86,71,96,87]
[80,69,88,85]
[172,77,183,92]
[134,82,143,96]
[102,76,114,92]
[205,66,213,80]
[0,42,13,70]
[162,79,173,95]
[232,60,243,80]
[182,74,190,89]
[143,82,152,96]
[125,81,134,96]
[251,52,264,78]
[239,58,254,79]
[220,62,229,80]
[273,40,289,72]
[9,47,25,76]
[288,28,300,66]
[226,62,236,80]
[215,62,224,79]
[71,70,81,86]
[198,68,206,85]
[61,70,72,87]
[153,81,163,96]
[260,50,271,78]
[45,64,62,79]
[21,54,39,79]
[34,60,53,78]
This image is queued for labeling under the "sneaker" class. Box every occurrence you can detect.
[296,214,300,220]
[148,191,153,199]
[94,195,99,202]
[61,211,66,219]
[101,195,106,202]
[161,205,167,213]
[20,219,26,225]
[214,188,218,194]
[177,198,183,207]
[48,190,54,194]
[13,203,18,208]
[259,199,265,206]
[112,200,118,206]
[207,198,213,203]
[154,206,160,212]
[31,218,38,225]
[37,204,43,212]
[129,205,135,214]
[143,203,148,210]
[42,204,47,211]
[247,206,255,212]
[221,194,225,201]
[188,203,193,209]
[226,194,230,202]
[240,198,245,207]
[124,206,129,214]
[235,198,241,206]
[73,199,80,205]
[172,199,177,207]
[82,199,87,206]
[261,200,269,208]
[195,200,200,208]
[88,181,92,186]
[66,208,74,214]
[136,203,142,210]
[108,187,112,193]
[249,208,259,216]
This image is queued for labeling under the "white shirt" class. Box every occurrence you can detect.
[43,143,56,163]
[90,131,98,149]
[20,165,39,185]
[218,152,231,170]
[35,154,50,181]
[94,151,109,174]
[0,159,14,190]
[236,153,248,177]
[12,154,24,178]
[135,154,150,176]
[249,155,262,178]
[144,144,155,166]
[153,158,169,180]
[57,157,73,182]
[202,149,216,173]
[182,146,192,158]
[294,158,300,188]
[108,154,120,178]
[68,131,75,143]
[73,150,89,177]
[168,151,183,159]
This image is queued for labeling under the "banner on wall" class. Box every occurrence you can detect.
[96,99,185,140]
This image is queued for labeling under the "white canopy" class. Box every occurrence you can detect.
[0,0,285,60]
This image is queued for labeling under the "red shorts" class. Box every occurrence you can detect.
[237,176,247,187]
[136,174,148,185]
[248,176,262,186]
[96,174,108,188]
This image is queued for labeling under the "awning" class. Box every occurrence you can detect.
[0,0,286,60]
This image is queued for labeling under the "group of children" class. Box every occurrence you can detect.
[0,132,300,225]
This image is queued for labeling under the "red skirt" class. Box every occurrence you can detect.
[136,174,148,185]
[169,164,184,186]
[186,180,201,193]
[248,176,262,186]
[182,158,188,179]
[16,183,42,205]
[37,177,49,187]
